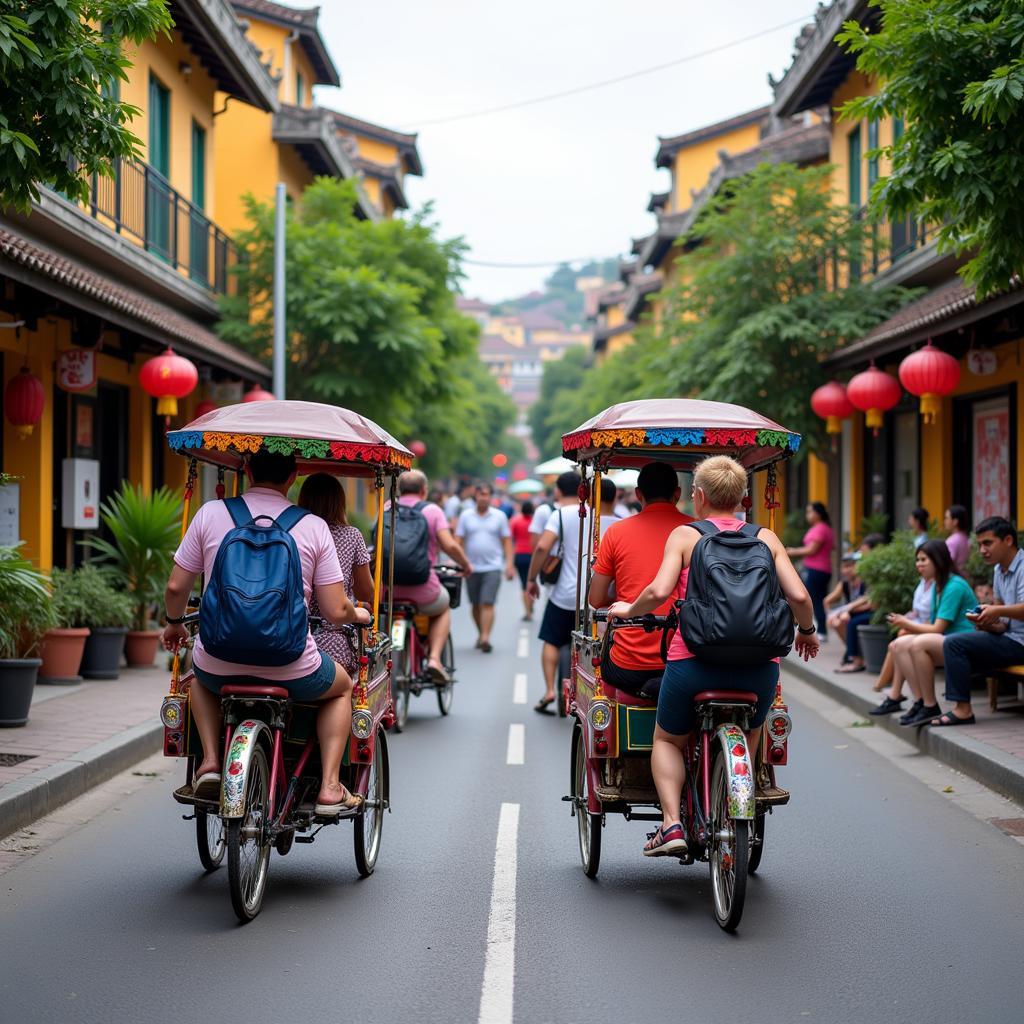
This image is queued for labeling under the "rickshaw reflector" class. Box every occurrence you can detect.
[768,746,786,764]
[588,701,612,732]
[595,737,609,755]
[351,710,373,740]
[160,698,183,729]
[769,712,792,740]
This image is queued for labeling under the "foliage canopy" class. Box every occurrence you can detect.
[0,0,171,210]
[838,0,1024,297]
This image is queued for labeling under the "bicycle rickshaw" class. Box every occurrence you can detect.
[158,401,411,921]
[561,398,798,930]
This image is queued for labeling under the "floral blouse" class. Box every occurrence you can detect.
[309,523,370,673]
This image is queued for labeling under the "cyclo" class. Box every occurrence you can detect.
[158,401,411,921]
[561,398,797,931]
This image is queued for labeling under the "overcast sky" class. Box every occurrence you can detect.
[314,0,816,303]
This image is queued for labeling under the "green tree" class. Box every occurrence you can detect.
[0,0,172,210]
[528,345,589,457]
[838,0,1024,298]
[586,163,916,448]
[220,177,515,477]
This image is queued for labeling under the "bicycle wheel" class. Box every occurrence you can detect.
[392,642,410,733]
[709,748,749,932]
[748,808,765,875]
[227,744,271,923]
[354,729,388,877]
[196,811,225,872]
[436,635,455,716]
[570,725,601,878]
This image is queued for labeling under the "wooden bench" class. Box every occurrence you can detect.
[988,665,1024,711]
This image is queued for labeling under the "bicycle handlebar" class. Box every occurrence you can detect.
[592,610,672,632]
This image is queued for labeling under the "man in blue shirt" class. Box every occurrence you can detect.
[935,517,1024,726]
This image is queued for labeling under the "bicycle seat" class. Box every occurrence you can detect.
[390,602,418,615]
[602,684,657,708]
[220,685,291,699]
[694,690,760,704]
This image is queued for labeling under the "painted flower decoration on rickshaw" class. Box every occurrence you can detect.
[732,742,746,758]
[227,760,243,776]
[732,761,749,776]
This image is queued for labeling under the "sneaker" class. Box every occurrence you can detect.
[901,703,940,727]
[870,696,905,716]
[898,700,923,726]
[643,822,688,858]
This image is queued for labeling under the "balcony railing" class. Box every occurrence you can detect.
[853,206,938,281]
[58,159,239,296]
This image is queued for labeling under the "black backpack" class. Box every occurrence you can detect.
[679,520,793,666]
[376,501,431,585]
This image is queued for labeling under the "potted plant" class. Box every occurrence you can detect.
[0,545,55,726]
[67,565,136,680]
[855,531,920,673]
[37,567,92,684]
[86,483,181,668]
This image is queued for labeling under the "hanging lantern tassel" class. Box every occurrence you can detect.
[764,465,781,533]
[846,364,903,437]
[898,341,960,426]
[139,347,198,418]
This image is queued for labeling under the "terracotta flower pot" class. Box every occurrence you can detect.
[125,630,161,668]
[0,658,42,727]
[81,627,127,680]
[38,627,90,685]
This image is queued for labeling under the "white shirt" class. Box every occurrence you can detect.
[456,507,511,573]
[529,502,552,535]
[543,505,621,611]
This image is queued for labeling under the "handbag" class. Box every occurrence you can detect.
[538,508,565,585]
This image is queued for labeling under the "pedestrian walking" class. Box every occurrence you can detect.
[456,483,514,652]
[510,500,536,621]
[786,501,835,639]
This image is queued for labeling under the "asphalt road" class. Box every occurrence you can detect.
[2,583,1023,1024]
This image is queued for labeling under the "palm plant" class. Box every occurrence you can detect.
[0,545,54,659]
[85,483,182,632]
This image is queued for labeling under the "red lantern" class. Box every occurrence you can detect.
[492,452,508,468]
[846,364,902,434]
[243,385,275,403]
[4,367,45,439]
[408,440,427,459]
[139,347,198,416]
[810,380,855,435]
[193,399,218,420]
[898,341,960,424]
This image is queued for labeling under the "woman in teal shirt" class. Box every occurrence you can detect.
[885,540,976,725]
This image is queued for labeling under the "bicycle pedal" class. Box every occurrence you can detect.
[295,835,316,844]
[756,786,790,806]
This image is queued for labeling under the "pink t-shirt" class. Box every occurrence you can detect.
[174,488,343,679]
[946,530,969,570]
[667,517,780,665]
[802,521,834,573]
[389,495,448,605]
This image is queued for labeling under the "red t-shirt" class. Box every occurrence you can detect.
[593,503,692,670]
[509,514,533,555]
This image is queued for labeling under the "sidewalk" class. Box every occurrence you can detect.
[0,663,169,838]
[783,638,1024,806]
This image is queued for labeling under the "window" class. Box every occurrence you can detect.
[190,121,208,283]
[847,124,862,208]
[191,121,205,210]
[148,75,170,177]
[295,70,304,106]
[147,75,172,259]
[867,119,879,188]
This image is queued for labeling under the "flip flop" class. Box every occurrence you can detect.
[480,641,493,653]
[426,663,450,685]
[928,711,976,727]
[835,664,866,674]
[193,771,221,800]
[534,697,555,715]
[315,788,363,816]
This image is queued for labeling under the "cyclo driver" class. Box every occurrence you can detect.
[162,451,370,816]
[386,470,472,683]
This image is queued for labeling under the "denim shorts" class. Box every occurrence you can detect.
[656,658,779,736]
[194,650,338,701]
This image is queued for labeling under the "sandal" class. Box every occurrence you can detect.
[193,771,221,800]
[426,662,450,685]
[835,663,866,674]
[534,697,555,715]
[480,641,493,653]
[315,786,363,816]
[643,822,688,858]
[928,711,976,727]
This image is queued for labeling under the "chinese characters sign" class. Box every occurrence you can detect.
[57,349,96,393]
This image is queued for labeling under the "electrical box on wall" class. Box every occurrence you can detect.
[61,458,100,530]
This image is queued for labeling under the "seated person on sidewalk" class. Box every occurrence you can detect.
[881,540,977,726]
[832,534,884,673]
[923,517,1024,728]
[824,553,865,642]
[390,470,472,682]
[871,540,967,718]
[162,451,370,815]
[589,461,690,699]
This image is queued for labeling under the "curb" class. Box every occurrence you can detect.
[0,720,163,840]
[783,657,1024,807]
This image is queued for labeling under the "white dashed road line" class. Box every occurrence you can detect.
[513,673,527,704]
[506,723,525,765]
[478,802,520,1024]
[516,635,529,658]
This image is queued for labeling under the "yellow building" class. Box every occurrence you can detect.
[772,0,1023,540]
[0,0,277,570]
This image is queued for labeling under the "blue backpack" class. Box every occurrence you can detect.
[200,497,310,666]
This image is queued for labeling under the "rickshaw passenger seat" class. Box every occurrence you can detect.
[602,684,657,709]
[693,690,760,704]
[220,684,291,699]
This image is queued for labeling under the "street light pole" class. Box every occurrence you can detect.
[272,182,286,400]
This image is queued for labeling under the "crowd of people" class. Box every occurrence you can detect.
[785,500,1023,728]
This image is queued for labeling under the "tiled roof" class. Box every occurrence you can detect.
[0,227,269,380]
[825,275,1024,370]
[232,0,317,25]
[478,334,522,356]
[519,308,564,331]
[647,191,669,213]
[351,156,409,210]
[456,296,490,312]
[329,110,423,176]
[656,105,770,168]
[231,1,341,87]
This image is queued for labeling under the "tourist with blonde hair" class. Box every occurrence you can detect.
[608,454,818,858]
